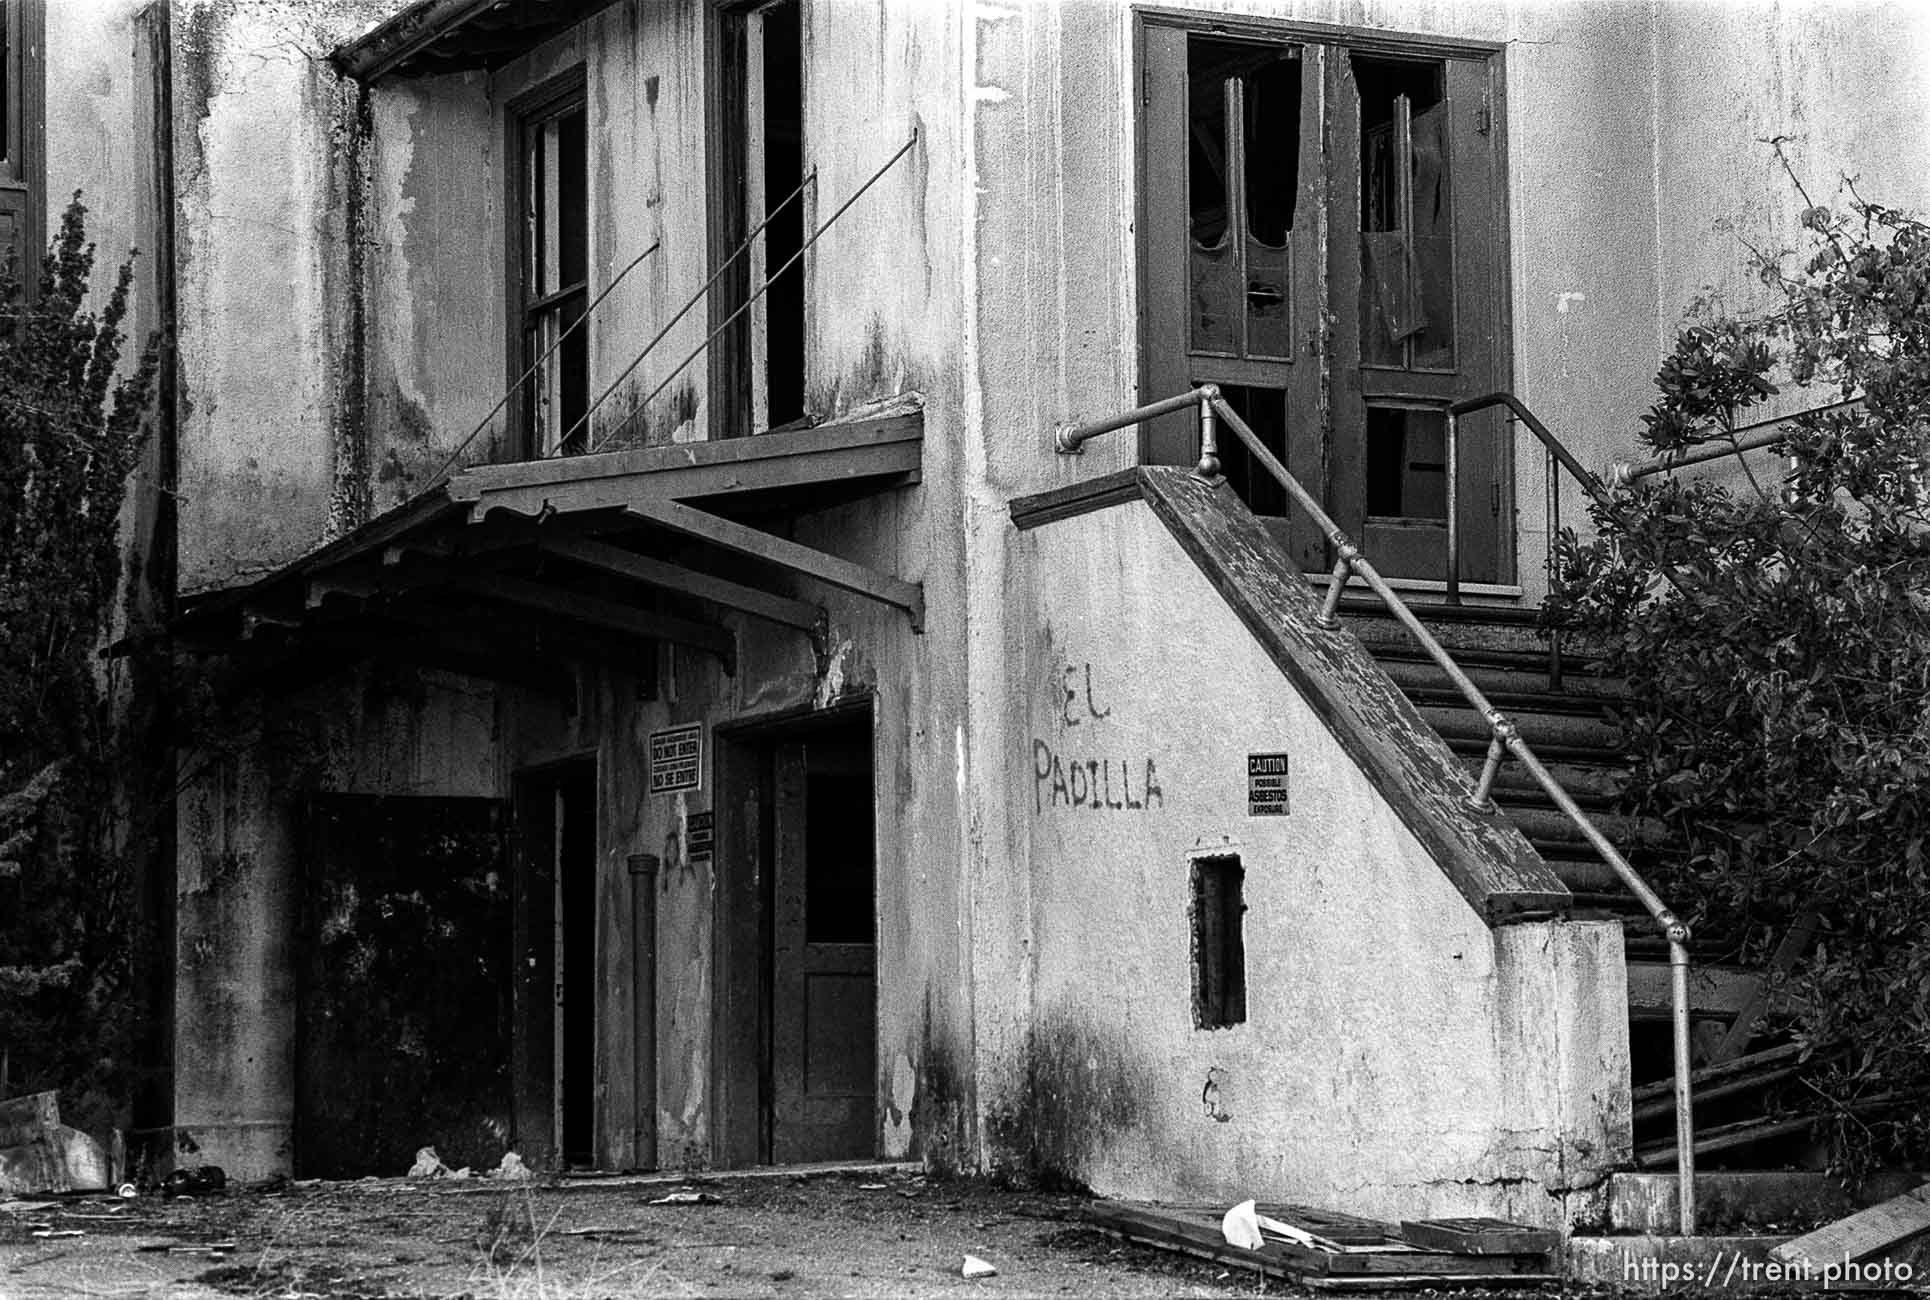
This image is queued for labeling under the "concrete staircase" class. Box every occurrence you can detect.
[1342,597,1817,1174]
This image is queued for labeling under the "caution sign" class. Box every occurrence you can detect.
[685,810,714,864]
[1247,752,1289,816]
[648,723,704,795]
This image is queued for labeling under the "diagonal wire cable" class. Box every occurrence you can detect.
[424,239,661,486]
[585,127,920,457]
[550,166,820,457]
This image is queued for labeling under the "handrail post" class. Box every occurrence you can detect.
[1445,409,1461,606]
[1466,720,1512,812]
[1670,934,1697,1235]
[1546,444,1564,690]
[1315,542,1357,629]
[1194,385,1222,480]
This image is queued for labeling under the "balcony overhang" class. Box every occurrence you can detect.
[173,408,925,695]
[331,0,628,83]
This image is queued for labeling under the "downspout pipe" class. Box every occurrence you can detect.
[628,853,659,1171]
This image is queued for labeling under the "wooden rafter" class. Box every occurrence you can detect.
[441,573,736,666]
[618,500,924,631]
[538,537,823,632]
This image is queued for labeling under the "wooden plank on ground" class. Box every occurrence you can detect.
[1086,1201,1554,1286]
[1772,1184,1930,1270]
[1261,1204,1395,1246]
[1400,1218,1561,1256]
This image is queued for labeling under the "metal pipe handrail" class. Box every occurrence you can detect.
[584,128,920,457]
[1607,396,1863,487]
[1051,387,1700,1235]
[423,239,663,484]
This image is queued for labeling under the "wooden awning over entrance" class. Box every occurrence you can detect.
[173,410,924,696]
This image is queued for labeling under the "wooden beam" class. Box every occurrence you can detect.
[442,573,736,664]
[619,500,925,630]
[1774,1184,1930,1270]
[538,538,822,631]
[451,411,922,506]
[1625,963,1767,1020]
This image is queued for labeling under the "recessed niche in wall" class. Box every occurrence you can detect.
[1191,855,1247,1029]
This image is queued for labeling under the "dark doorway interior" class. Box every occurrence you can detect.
[512,759,598,1170]
[716,707,877,1166]
[296,794,511,1179]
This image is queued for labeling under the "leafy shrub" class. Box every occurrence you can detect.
[1548,192,1930,1177]
[0,196,158,1124]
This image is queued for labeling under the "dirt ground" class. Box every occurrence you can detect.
[0,1165,1298,1300]
[0,1165,1698,1300]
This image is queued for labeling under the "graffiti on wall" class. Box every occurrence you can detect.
[1032,662,1164,815]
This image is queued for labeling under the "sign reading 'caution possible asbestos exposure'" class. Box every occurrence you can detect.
[1247,752,1289,816]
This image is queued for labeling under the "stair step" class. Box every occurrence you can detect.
[1632,1043,1806,1106]
[1377,655,1626,705]
[1494,804,1665,851]
[1605,1170,1867,1236]
[1420,703,1621,751]
[1626,963,1762,1020]
[1636,1113,1821,1170]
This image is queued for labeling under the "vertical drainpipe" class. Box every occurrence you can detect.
[628,853,659,1170]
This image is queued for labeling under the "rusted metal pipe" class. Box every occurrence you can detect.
[628,852,659,1172]
[1055,386,1214,454]
[1671,938,1697,1235]
[1606,397,1863,487]
[1444,409,1460,606]
[1467,724,1510,813]
[1194,390,1222,480]
[1315,545,1355,629]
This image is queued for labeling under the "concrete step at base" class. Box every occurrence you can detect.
[1603,1170,1902,1235]
[1564,1234,1790,1290]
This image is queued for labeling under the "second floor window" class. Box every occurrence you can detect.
[513,74,588,457]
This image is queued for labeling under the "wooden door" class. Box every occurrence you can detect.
[1140,21,1510,584]
[297,795,511,1178]
[770,734,876,1163]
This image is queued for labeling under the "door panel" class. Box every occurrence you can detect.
[297,795,511,1179]
[1141,23,1509,584]
[770,735,876,1163]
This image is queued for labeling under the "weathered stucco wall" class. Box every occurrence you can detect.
[1006,496,1629,1222]
[172,0,396,593]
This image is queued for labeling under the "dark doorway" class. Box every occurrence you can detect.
[715,708,877,1166]
[512,759,598,1170]
[295,795,511,1179]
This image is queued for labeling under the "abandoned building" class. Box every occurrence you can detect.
[28,0,1930,1246]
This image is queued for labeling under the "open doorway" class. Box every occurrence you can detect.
[512,758,598,1169]
[715,706,877,1166]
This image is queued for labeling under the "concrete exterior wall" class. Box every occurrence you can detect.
[1006,498,1629,1221]
[144,0,1930,1197]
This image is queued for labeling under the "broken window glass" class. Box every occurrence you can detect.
[1355,56,1454,373]
[1365,405,1449,521]
[1188,38,1300,360]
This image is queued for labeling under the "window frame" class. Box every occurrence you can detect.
[503,65,589,460]
[0,0,44,299]
[1132,7,1515,584]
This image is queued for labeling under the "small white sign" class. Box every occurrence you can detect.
[648,723,704,794]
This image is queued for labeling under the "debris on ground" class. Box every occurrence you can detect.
[160,1165,226,1198]
[489,1150,532,1180]
[1771,1180,1930,1274]
[0,1090,112,1194]
[406,1146,473,1179]
[1095,1198,1561,1290]
[648,1189,722,1205]
[961,1252,999,1278]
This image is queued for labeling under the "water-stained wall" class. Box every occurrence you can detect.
[1004,490,1629,1221]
